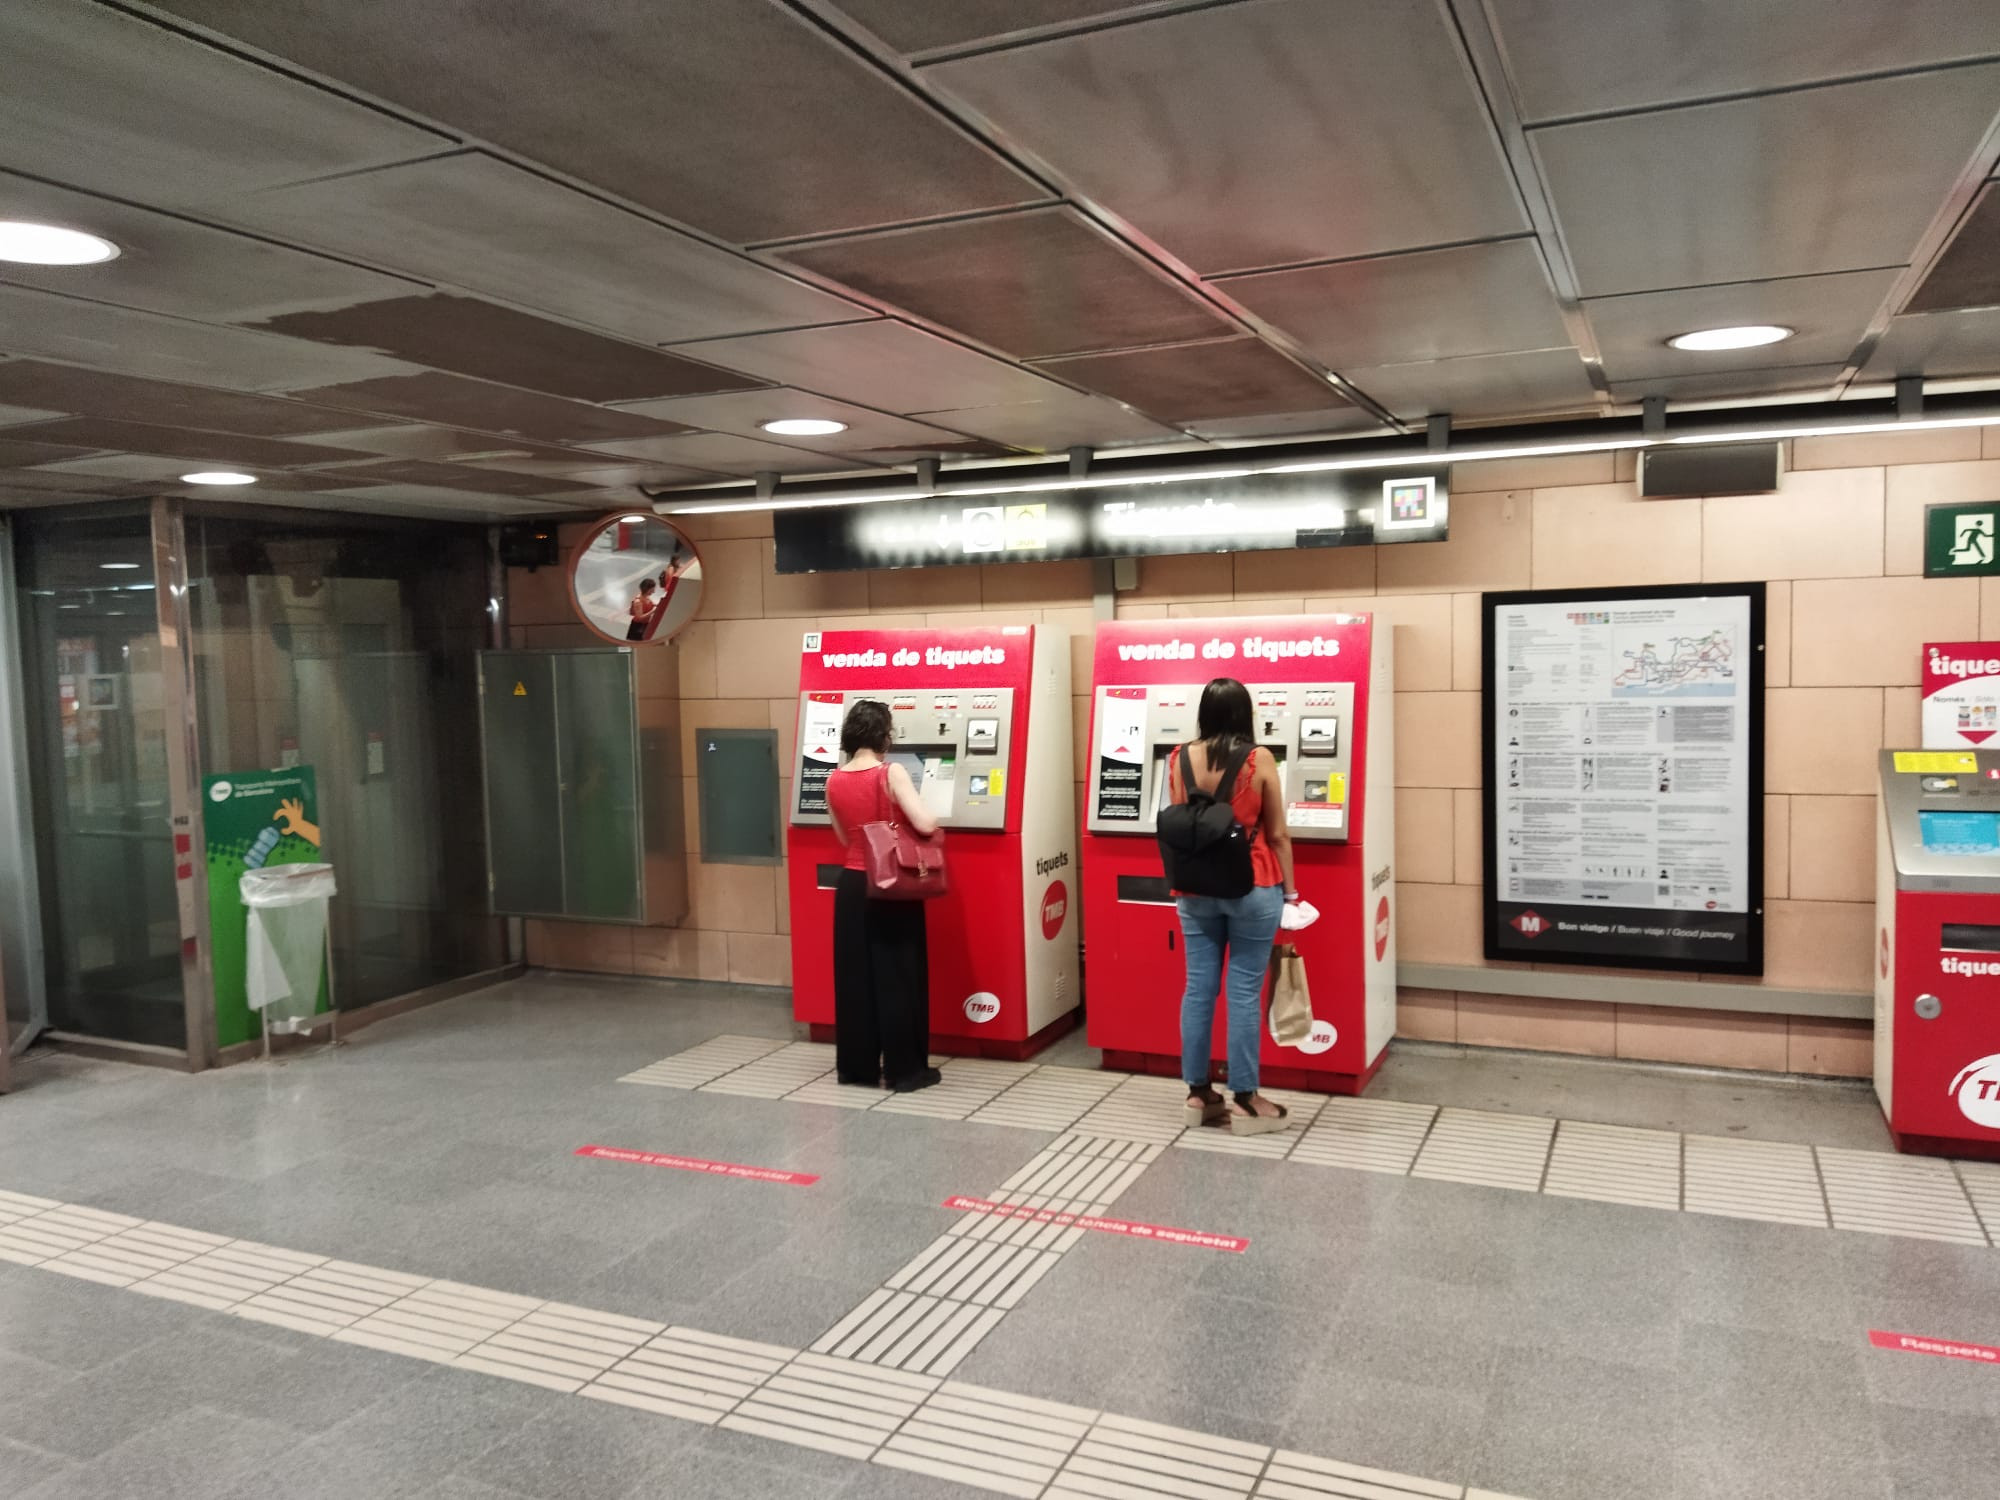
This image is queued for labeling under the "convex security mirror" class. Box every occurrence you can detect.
[568,513,703,645]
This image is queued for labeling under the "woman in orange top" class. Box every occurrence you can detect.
[1166,677,1298,1135]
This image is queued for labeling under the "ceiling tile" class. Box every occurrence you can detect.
[151,0,1041,243]
[313,484,566,519]
[0,171,420,322]
[577,432,882,476]
[305,425,597,465]
[670,321,1063,414]
[1862,307,2000,380]
[550,464,737,490]
[283,372,695,445]
[831,0,1173,54]
[1607,363,1848,404]
[1488,0,2000,123]
[0,437,93,469]
[925,0,1527,273]
[224,154,868,344]
[1034,337,1344,422]
[0,470,153,500]
[1907,183,2000,314]
[0,285,425,393]
[1217,239,1568,367]
[0,0,449,209]
[0,362,382,438]
[778,207,1227,358]
[7,418,366,469]
[252,293,762,403]
[906,396,1179,452]
[1583,269,1900,381]
[611,388,973,451]
[1533,65,2000,295]
[0,400,63,428]
[1181,407,1383,442]
[322,459,597,498]
[34,454,390,493]
[1340,347,1597,421]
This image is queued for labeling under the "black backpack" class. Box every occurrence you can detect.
[1157,742,1256,898]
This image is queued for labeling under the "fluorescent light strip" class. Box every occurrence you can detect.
[658,414,2000,516]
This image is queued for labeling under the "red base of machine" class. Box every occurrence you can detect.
[1889,1126,2000,1163]
[807,1009,1079,1062]
[1099,1047,1387,1097]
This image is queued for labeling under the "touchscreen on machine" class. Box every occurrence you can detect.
[1919,809,2000,855]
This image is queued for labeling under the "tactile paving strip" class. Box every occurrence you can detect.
[879,1381,1097,1499]
[1051,1411,1268,1500]
[1959,1161,2000,1242]
[584,1326,791,1423]
[1682,1135,1828,1228]
[1411,1108,1556,1193]
[1816,1146,1988,1245]
[725,1351,937,1460]
[701,1041,839,1098]
[1542,1120,1681,1212]
[619,1034,787,1088]
[1290,1096,1438,1175]
[1259,1449,1462,1498]
[970,1066,1121,1131]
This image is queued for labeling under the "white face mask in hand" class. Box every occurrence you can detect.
[1280,898,1319,931]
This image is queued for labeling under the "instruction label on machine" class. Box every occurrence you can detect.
[1485,586,1764,973]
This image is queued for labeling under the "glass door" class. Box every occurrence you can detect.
[16,508,184,1047]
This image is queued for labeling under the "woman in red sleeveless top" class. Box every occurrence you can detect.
[1166,678,1298,1135]
[826,700,943,1093]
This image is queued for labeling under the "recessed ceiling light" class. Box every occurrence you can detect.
[760,418,848,437]
[0,221,120,266]
[180,471,257,485]
[100,562,141,571]
[1666,325,1795,352]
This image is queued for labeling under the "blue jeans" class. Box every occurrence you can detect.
[1177,883,1284,1095]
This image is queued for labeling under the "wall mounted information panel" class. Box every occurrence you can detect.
[773,467,1448,574]
[1482,583,1765,975]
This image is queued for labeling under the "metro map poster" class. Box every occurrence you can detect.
[1482,584,1766,974]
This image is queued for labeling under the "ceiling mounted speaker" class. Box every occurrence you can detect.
[1639,441,1781,500]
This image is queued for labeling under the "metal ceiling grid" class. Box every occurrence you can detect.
[0,0,1996,517]
[144,0,1047,244]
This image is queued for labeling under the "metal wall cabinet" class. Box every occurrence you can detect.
[477,649,686,926]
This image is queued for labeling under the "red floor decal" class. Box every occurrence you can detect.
[575,1145,818,1186]
[944,1195,1247,1253]
[1868,1329,2000,1365]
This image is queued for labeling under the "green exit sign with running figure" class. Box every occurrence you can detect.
[1926,502,2000,577]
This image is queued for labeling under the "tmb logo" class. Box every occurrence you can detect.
[1510,909,1548,939]
[1373,896,1391,961]
[963,992,1000,1025]
[1040,880,1068,941]
[1949,1052,2000,1129]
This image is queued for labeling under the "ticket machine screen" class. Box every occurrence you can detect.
[1092,683,1346,841]
[1919,809,2000,855]
[888,744,959,820]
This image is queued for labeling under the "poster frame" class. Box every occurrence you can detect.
[1481,581,1766,976]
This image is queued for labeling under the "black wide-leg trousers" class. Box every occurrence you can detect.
[832,869,929,1086]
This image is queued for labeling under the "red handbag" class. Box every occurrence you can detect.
[858,766,948,900]
[860,820,948,900]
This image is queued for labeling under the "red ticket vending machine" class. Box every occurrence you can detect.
[1081,615,1395,1093]
[786,626,1080,1057]
[1875,748,2000,1160]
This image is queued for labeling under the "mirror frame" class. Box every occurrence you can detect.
[565,512,705,647]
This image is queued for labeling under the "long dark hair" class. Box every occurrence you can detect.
[1197,677,1255,767]
[840,698,893,757]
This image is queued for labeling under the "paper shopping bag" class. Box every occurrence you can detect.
[1267,943,1313,1047]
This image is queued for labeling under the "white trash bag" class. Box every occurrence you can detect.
[240,864,336,1032]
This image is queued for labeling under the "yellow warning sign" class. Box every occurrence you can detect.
[513,681,527,697]
[1328,773,1347,804]
[1893,750,1978,773]
[987,769,1005,798]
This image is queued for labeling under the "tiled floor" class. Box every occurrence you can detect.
[0,972,1995,1500]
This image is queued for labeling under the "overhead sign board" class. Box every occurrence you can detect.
[773,467,1449,574]
[1482,583,1766,975]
